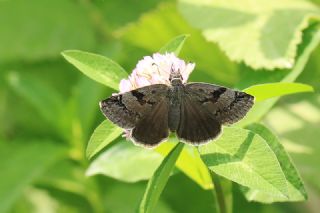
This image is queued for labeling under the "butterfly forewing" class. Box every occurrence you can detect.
[184,83,254,125]
[100,84,170,146]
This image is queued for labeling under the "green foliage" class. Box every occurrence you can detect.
[2,0,320,212]
[244,123,307,202]
[199,127,289,197]
[0,140,66,213]
[236,24,320,127]
[159,34,190,55]
[243,82,313,102]
[86,141,163,182]
[178,0,320,69]
[0,0,95,62]
[7,72,66,137]
[62,50,128,90]
[86,120,122,159]
[155,141,213,190]
[138,143,184,213]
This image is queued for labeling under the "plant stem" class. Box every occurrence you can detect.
[211,173,227,213]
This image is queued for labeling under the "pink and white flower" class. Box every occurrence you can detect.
[119,53,195,93]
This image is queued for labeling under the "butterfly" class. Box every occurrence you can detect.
[100,70,254,148]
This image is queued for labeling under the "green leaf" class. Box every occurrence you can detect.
[242,123,307,203]
[178,0,320,69]
[138,143,184,213]
[156,141,213,190]
[61,50,128,90]
[0,0,95,62]
[243,82,314,102]
[199,127,288,197]
[86,141,164,182]
[159,34,189,55]
[236,24,320,126]
[86,120,123,159]
[0,140,65,213]
[263,94,320,193]
[7,72,65,136]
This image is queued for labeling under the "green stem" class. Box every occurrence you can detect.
[211,173,227,213]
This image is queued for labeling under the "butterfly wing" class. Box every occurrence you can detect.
[177,93,222,145]
[184,83,254,125]
[176,83,254,145]
[131,99,169,147]
[100,84,170,147]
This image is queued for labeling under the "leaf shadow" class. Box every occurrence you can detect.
[201,132,255,167]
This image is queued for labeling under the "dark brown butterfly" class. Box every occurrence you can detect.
[100,70,254,148]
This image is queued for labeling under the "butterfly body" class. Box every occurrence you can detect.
[168,77,184,131]
[100,71,254,148]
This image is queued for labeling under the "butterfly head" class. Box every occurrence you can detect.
[169,65,183,86]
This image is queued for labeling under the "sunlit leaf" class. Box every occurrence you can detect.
[156,141,213,190]
[86,120,123,159]
[241,123,307,203]
[243,82,314,102]
[159,34,189,55]
[61,50,128,90]
[179,0,320,69]
[0,140,66,213]
[236,24,320,126]
[86,141,163,182]
[264,94,320,193]
[199,127,288,197]
[138,143,184,213]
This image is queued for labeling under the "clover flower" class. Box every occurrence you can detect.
[119,53,195,93]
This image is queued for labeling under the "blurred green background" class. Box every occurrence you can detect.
[1,0,320,212]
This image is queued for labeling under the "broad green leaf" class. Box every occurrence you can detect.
[86,141,163,182]
[7,72,65,136]
[178,0,320,69]
[199,127,288,197]
[236,24,320,126]
[241,123,307,203]
[0,0,95,62]
[61,50,128,90]
[0,140,66,213]
[243,82,314,102]
[121,3,238,86]
[264,94,320,192]
[86,120,123,159]
[156,141,213,190]
[138,143,184,213]
[159,34,189,55]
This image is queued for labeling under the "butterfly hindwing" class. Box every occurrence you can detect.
[100,84,169,129]
[184,83,254,125]
[177,94,221,145]
[131,99,170,147]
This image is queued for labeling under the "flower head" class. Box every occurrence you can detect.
[119,53,195,93]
